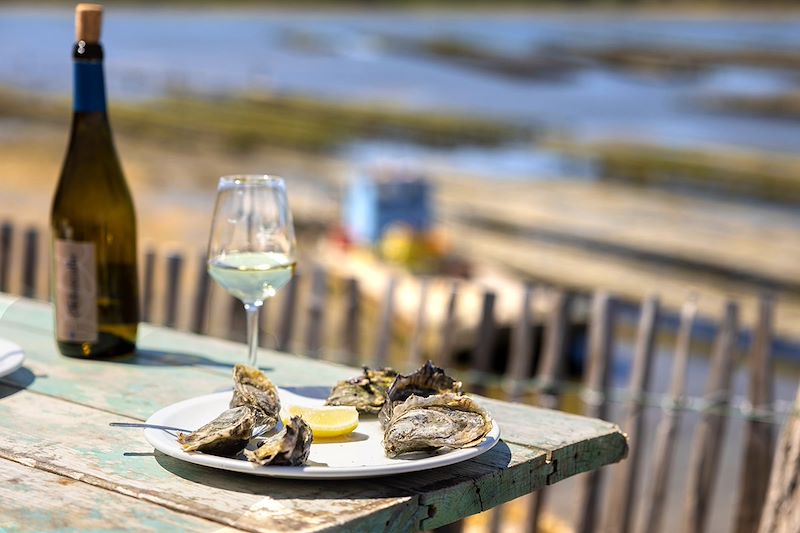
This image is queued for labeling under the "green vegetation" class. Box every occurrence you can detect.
[707,92,800,120]
[384,36,800,80]
[0,88,531,153]
[566,45,800,76]
[381,36,577,80]
[548,141,800,203]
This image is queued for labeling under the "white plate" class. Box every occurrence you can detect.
[0,338,24,378]
[144,388,500,479]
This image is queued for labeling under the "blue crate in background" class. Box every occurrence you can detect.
[344,167,433,245]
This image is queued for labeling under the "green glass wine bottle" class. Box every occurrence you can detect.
[50,3,139,358]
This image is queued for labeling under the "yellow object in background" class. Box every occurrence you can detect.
[379,223,447,270]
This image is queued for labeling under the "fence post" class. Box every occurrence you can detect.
[472,289,497,395]
[21,227,39,299]
[277,272,300,352]
[736,295,776,533]
[305,266,327,359]
[258,296,271,349]
[227,294,247,342]
[638,294,698,533]
[163,253,183,329]
[438,281,459,368]
[486,284,536,533]
[407,278,430,371]
[341,277,361,365]
[0,221,12,293]
[524,288,571,533]
[504,283,536,401]
[141,249,156,323]
[757,382,800,533]
[575,291,616,533]
[190,252,211,334]
[537,289,570,409]
[374,276,397,368]
[605,294,660,533]
[682,301,739,533]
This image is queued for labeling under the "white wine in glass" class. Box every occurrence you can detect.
[207,175,296,367]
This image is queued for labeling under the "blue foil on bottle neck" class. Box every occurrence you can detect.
[73,61,106,113]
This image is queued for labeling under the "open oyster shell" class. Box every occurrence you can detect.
[383,393,492,458]
[230,364,281,431]
[245,416,313,466]
[177,406,255,457]
[379,361,462,428]
[325,367,398,414]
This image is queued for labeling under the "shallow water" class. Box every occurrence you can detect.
[3,8,800,178]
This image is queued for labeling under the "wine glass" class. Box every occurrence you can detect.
[207,175,296,367]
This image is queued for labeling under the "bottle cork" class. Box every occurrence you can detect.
[75,3,103,43]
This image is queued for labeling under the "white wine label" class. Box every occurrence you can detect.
[55,240,98,343]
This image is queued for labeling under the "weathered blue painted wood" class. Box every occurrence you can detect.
[0,457,236,532]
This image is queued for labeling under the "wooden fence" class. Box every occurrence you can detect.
[1,220,799,533]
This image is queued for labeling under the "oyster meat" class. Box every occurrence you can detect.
[230,364,281,431]
[245,416,313,466]
[379,361,462,428]
[383,393,492,458]
[177,406,256,457]
[325,367,398,413]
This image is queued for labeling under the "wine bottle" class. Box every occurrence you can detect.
[50,3,139,358]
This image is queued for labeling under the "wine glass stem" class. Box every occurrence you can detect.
[244,303,260,367]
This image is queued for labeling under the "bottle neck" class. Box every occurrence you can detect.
[72,41,106,114]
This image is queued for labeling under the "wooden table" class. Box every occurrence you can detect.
[0,294,627,532]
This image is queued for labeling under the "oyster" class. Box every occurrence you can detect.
[230,364,281,431]
[379,361,462,428]
[325,367,398,414]
[177,406,255,457]
[245,416,313,466]
[383,393,492,458]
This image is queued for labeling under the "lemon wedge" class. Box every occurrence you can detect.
[283,405,359,438]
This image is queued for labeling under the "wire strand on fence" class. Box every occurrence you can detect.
[459,367,798,424]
